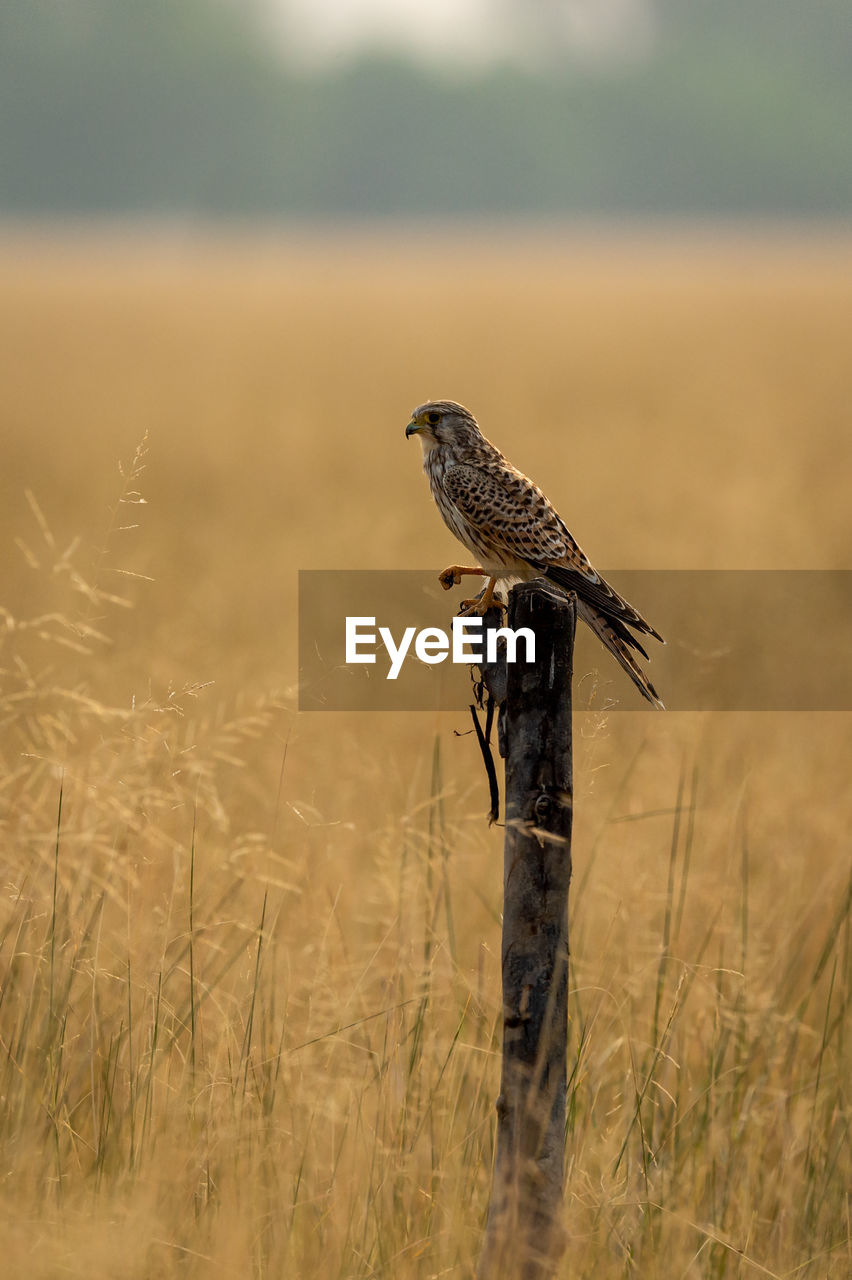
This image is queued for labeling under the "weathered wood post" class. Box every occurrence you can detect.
[477,580,575,1280]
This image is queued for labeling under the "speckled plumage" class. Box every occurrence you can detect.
[405,398,665,708]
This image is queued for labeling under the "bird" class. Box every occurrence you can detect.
[405,398,664,708]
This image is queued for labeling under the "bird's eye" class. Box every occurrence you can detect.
[426,411,440,426]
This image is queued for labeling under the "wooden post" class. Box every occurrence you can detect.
[477,581,575,1280]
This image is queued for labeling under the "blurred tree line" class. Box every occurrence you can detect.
[1,0,850,219]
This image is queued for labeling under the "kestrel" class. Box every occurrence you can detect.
[405,399,664,708]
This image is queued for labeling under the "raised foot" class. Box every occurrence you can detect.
[439,564,485,591]
[439,566,505,614]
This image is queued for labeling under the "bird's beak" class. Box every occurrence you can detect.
[405,420,422,438]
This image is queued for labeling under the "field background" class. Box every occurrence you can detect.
[1,230,850,1278]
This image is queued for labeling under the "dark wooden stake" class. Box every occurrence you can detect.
[477,581,575,1280]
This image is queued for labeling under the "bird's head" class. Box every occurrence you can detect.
[405,400,482,452]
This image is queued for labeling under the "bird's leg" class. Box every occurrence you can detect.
[460,577,506,616]
[438,564,487,591]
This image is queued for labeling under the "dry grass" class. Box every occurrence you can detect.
[1,229,850,1279]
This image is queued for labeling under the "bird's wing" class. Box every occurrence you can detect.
[443,462,662,642]
[443,461,590,568]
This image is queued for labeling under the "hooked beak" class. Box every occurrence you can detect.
[405,420,422,438]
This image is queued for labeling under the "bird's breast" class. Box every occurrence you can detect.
[425,453,520,572]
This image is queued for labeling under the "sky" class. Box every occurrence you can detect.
[263,0,657,68]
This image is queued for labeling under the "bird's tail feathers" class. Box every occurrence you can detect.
[578,601,665,710]
[603,611,651,661]
[543,562,664,643]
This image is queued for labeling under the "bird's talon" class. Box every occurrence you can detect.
[459,595,507,617]
[439,567,462,590]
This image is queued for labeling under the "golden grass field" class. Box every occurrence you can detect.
[1,229,850,1279]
